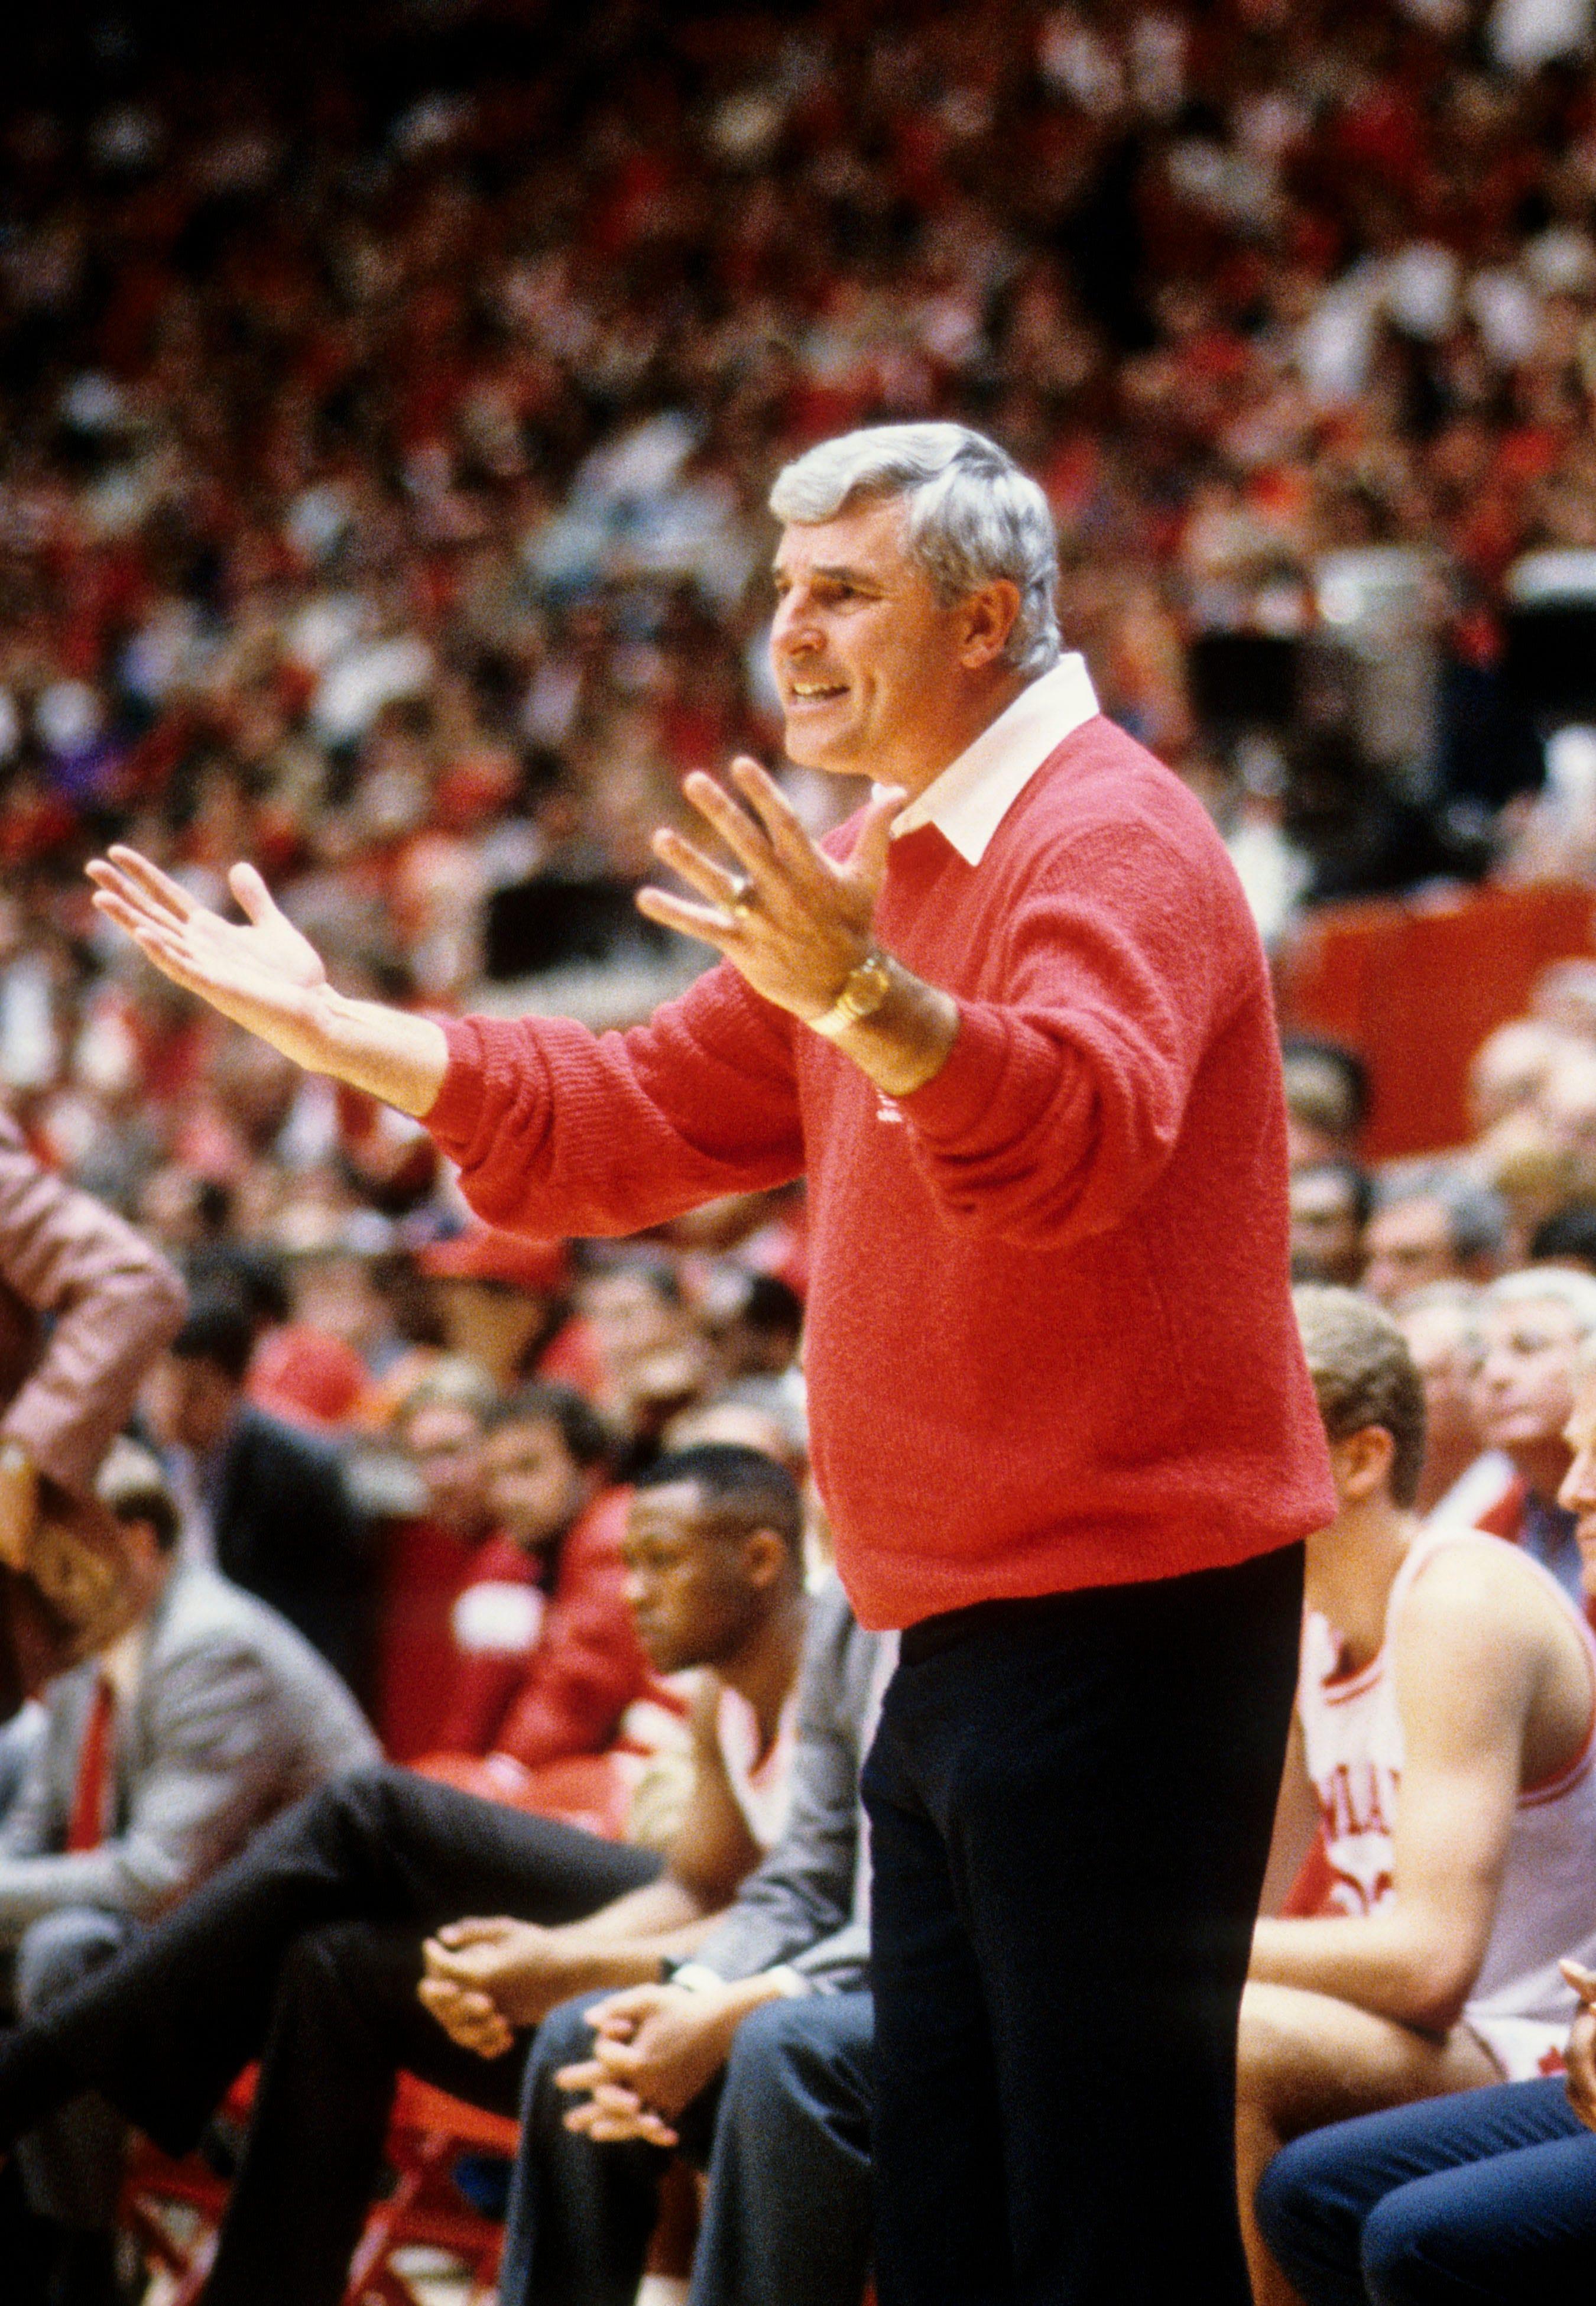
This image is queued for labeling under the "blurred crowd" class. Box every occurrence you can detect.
[1287,955,1596,1603]
[11,0,1596,1249]
[5,7,1596,2297]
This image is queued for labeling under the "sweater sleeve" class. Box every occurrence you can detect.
[423,965,805,1240]
[893,822,1233,1249]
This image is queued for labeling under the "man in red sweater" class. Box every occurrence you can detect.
[429,1381,652,1785]
[89,422,1333,2306]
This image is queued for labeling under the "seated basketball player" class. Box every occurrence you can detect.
[1235,1287,1596,2306]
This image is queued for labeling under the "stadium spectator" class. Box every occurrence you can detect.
[1361,1164,1509,1307]
[371,1355,500,1761]
[1290,1159,1373,1287]
[1280,1044,1371,1174]
[1470,1266,1596,1609]
[1391,1282,1512,1529]
[0,1440,376,2306]
[429,1382,651,1785]
[142,1294,374,1696]
[417,1228,573,1396]
[1468,1020,1575,1140]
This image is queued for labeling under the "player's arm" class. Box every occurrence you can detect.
[420,1678,763,2045]
[1249,1550,1540,2032]
[512,1673,763,1943]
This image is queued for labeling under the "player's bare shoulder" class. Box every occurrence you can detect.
[1394,1532,1591,1761]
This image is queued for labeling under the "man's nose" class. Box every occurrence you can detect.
[772,591,818,654]
[1561,1451,1596,1509]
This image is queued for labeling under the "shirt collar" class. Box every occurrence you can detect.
[885,651,1098,865]
[99,1621,146,1706]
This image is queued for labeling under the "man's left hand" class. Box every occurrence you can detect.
[553,1979,760,2142]
[637,759,904,1023]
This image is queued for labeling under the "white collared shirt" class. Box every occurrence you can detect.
[885,652,1098,866]
[99,1621,146,1707]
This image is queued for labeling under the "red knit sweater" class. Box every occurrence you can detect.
[426,715,1335,1630]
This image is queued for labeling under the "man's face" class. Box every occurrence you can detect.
[144,1355,237,1455]
[1397,1303,1482,1468]
[769,496,987,789]
[1289,1170,1364,1286]
[1558,1369,1596,1595]
[404,1403,489,1536]
[485,1416,588,1552]
[580,1273,685,1378]
[622,1479,765,1674]
[1361,1199,1459,1306]
[1471,1298,1585,1457]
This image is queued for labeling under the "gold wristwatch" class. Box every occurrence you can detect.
[808,951,894,1040]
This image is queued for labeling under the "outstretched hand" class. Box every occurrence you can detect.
[87,848,332,1066]
[638,759,904,1021]
[86,847,450,1116]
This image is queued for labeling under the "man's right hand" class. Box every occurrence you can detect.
[87,849,449,1117]
[88,851,333,1063]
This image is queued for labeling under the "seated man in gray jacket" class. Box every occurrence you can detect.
[424,1575,884,2306]
[1,1440,377,2306]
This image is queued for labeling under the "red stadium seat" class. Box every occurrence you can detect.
[1278,881,1596,1158]
[120,2070,518,2306]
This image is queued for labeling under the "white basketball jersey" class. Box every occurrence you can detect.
[715,1679,799,1852]
[1297,1527,1596,2079]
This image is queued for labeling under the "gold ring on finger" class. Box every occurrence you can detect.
[727,875,757,919]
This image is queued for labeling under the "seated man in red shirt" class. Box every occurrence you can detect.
[430,1382,653,1791]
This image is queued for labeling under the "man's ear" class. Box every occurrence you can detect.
[1331,1424,1397,1505]
[956,579,1022,670]
[740,1528,789,1593]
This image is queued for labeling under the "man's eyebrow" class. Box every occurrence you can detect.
[771,561,884,588]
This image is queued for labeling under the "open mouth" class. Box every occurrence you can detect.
[787,680,848,704]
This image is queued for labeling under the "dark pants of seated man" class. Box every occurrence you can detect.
[0,1765,660,2306]
[1256,2077,1596,2304]
[863,1542,1303,2306]
[500,1986,874,2306]
[11,1906,137,2230]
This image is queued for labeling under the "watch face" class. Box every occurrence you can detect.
[844,958,892,1021]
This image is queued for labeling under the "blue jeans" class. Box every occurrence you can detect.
[501,1987,874,2306]
[1257,2078,1596,2304]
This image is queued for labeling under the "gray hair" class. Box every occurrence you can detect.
[1480,1264,1596,1338]
[1372,1160,1508,1265]
[768,423,1062,677]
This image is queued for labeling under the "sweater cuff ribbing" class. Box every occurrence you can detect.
[894,1000,1015,1145]
[421,1015,490,1152]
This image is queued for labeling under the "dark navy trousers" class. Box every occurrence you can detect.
[502,1986,874,2306]
[862,1542,1304,2306]
[1257,2078,1596,2303]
